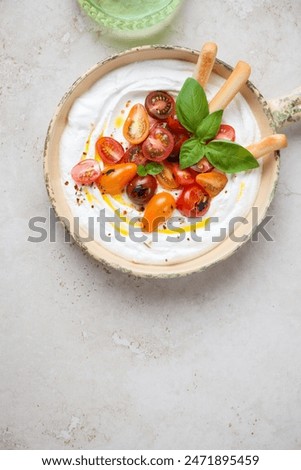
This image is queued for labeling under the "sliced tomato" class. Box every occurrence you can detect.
[145,91,175,121]
[214,124,236,141]
[96,163,137,195]
[191,157,214,173]
[167,133,190,162]
[166,116,188,134]
[176,185,210,218]
[123,145,147,166]
[71,159,101,185]
[142,125,174,162]
[196,171,228,198]
[96,137,124,164]
[123,103,150,145]
[142,192,176,232]
[148,115,161,129]
[156,163,179,190]
[171,163,196,186]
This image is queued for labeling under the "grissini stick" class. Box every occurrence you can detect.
[247,134,288,159]
[209,61,251,113]
[193,42,218,88]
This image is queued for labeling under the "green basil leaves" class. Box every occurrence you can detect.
[137,162,164,177]
[176,78,259,173]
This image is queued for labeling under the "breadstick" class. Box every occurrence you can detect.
[193,42,217,88]
[209,61,251,113]
[247,134,288,159]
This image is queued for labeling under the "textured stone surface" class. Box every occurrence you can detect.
[1,0,301,450]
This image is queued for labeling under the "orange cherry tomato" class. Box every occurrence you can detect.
[142,192,176,232]
[96,163,137,195]
[123,104,150,145]
[195,171,228,198]
[156,163,179,190]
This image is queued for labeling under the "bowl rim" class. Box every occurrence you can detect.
[44,45,279,278]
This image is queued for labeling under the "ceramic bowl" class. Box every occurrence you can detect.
[44,46,299,278]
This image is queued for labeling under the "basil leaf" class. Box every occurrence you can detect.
[176,78,209,133]
[206,141,259,173]
[137,162,163,177]
[179,138,206,169]
[137,165,147,177]
[196,110,223,142]
[145,162,164,175]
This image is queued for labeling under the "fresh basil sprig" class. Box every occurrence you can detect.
[176,78,259,173]
[137,162,164,177]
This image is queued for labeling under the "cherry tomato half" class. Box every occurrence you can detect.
[166,116,188,134]
[142,192,176,232]
[191,157,214,173]
[96,163,137,195]
[176,185,210,218]
[123,103,150,145]
[156,163,179,190]
[96,137,124,164]
[126,175,157,205]
[167,133,190,162]
[145,91,175,121]
[171,163,196,186]
[123,145,147,166]
[142,125,174,162]
[214,124,236,142]
[71,159,101,185]
[196,171,228,198]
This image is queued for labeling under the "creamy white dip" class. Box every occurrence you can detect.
[59,59,261,265]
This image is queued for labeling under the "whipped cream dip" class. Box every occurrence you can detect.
[59,59,261,265]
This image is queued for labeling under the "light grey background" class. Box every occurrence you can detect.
[1,0,301,450]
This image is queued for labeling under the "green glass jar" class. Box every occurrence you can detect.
[77,0,184,36]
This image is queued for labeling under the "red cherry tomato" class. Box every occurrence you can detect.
[167,133,190,161]
[142,125,174,162]
[191,157,214,173]
[142,192,176,232]
[123,104,150,145]
[145,91,175,121]
[123,145,147,166]
[96,137,124,164]
[214,124,236,142]
[126,175,157,205]
[166,116,189,134]
[71,159,101,185]
[176,185,210,218]
[171,163,196,186]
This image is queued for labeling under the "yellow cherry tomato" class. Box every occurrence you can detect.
[97,163,137,195]
[142,192,176,232]
[123,104,150,145]
[195,171,228,198]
